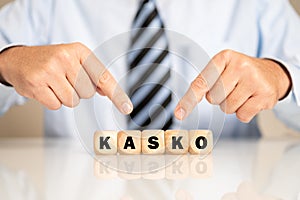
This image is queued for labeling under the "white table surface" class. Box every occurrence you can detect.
[0,137,299,200]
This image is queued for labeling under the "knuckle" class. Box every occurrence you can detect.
[98,70,111,86]
[221,96,239,114]
[41,55,64,76]
[235,59,252,75]
[221,102,235,114]
[71,42,91,59]
[71,97,80,107]
[206,92,222,105]
[71,42,84,49]
[75,80,97,99]
[80,89,96,99]
[53,103,62,110]
[56,47,72,63]
[251,100,263,113]
[241,59,251,68]
[228,103,238,114]
[46,48,76,74]
[249,69,260,81]
[72,42,82,46]
[236,111,251,123]
[67,70,79,83]
[64,93,79,108]
[26,72,44,87]
[219,102,227,113]
[212,50,229,66]
[205,92,214,104]
[63,101,74,108]
[44,61,59,76]
[220,49,234,59]
[48,102,62,110]
[191,75,207,92]
[214,99,222,105]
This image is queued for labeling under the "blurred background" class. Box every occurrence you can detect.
[0,0,299,137]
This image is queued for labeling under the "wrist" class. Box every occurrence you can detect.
[0,56,12,87]
[0,46,22,87]
[0,54,9,87]
[264,58,292,100]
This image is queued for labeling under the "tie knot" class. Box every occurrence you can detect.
[142,0,152,4]
[133,0,163,30]
[141,0,155,7]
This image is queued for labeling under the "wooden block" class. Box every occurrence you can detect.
[189,130,213,155]
[165,155,189,179]
[165,130,189,154]
[189,154,213,179]
[118,155,141,179]
[142,130,165,154]
[94,131,118,155]
[94,155,118,179]
[141,155,165,179]
[118,130,141,154]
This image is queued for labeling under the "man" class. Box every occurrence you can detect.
[0,0,299,137]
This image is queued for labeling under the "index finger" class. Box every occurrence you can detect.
[76,43,133,115]
[174,50,231,120]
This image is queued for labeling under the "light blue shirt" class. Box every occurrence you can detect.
[0,0,300,138]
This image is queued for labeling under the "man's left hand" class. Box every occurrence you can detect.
[175,50,291,123]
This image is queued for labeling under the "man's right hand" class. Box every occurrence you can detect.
[0,43,133,114]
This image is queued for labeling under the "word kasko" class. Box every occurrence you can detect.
[94,130,213,155]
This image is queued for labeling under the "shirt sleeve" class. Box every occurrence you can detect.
[0,0,53,115]
[257,0,300,131]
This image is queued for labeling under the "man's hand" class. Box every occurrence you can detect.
[175,50,291,123]
[0,43,133,114]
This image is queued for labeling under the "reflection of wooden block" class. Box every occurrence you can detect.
[165,155,189,179]
[141,155,165,179]
[118,130,141,154]
[189,155,213,178]
[118,155,141,179]
[189,130,213,155]
[94,131,118,155]
[94,156,118,179]
[165,130,189,154]
[142,130,165,154]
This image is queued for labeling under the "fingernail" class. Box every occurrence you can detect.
[121,102,133,114]
[176,108,186,120]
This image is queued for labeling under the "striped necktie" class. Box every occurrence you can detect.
[127,0,174,130]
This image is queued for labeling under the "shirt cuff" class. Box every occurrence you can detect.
[0,43,25,53]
